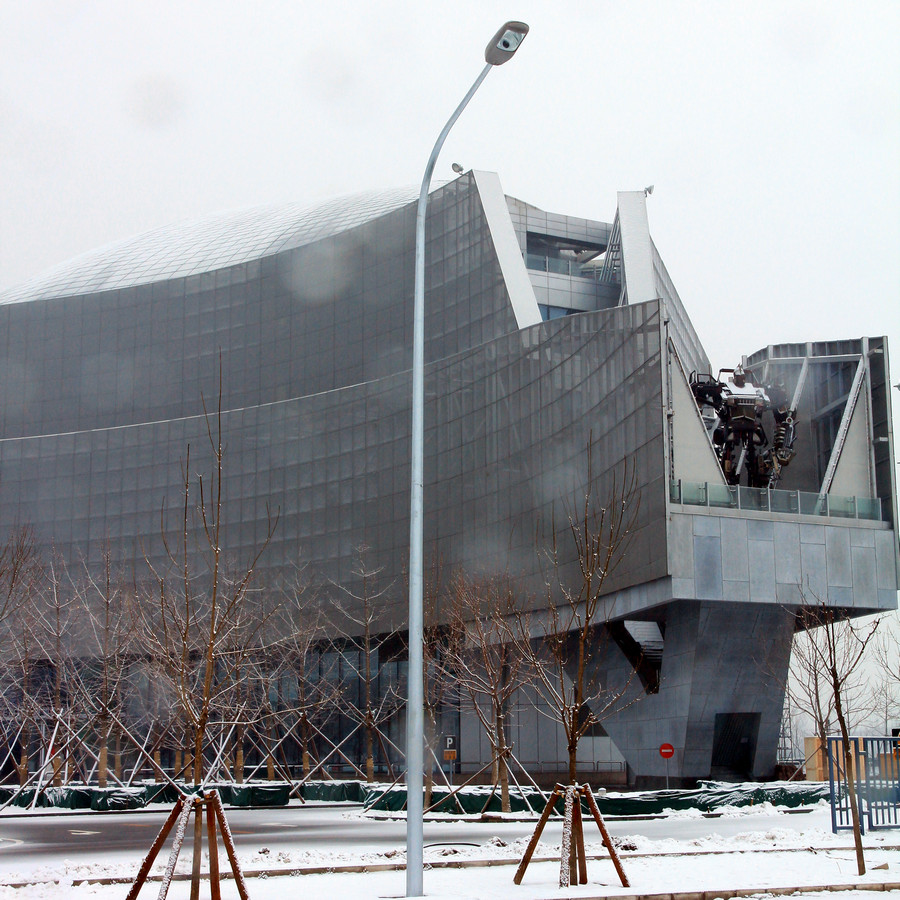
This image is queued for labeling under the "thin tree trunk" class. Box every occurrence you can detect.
[52,744,63,787]
[568,713,578,787]
[365,718,375,783]
[98,743,109,789]
[114,731,123,781]
[495,706,510,813]
[193,728,204,784]
[98,716,109,788]
[18,744,28,786]
[266,722,275,781]
[424,712,435,809]
[834,673,865,875]
[234,726,244,784]
[498,750,510,813]
[301,715,310,778]
[153,749,162,783]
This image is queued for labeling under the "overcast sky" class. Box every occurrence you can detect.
[2,1,899,419]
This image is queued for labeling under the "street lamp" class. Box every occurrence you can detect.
[406,20,528,899]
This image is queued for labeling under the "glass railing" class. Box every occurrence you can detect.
[670,480,883,522]
[525,253,598,278]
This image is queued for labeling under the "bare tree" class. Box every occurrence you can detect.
[421,554,460,808]
[30,555,79,786]
[0,529,43,785]
[330,546,402,783]
[875,613,900,712]
[787,614,877,752]
[1,597,41,785]
[518,448,641,785]
[0,526,40,630]
[270,566,341,781]
[445,569,532,812]
[72,548,137,786]
[796,597,880,875]
[866,676,900,736]
[141,372,279,785]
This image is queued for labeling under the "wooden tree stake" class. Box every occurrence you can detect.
[572,793,588,884]
[212,790,251,900]
[560,784,575,888]
[206,799,221,900]
[514,782,630,889]
[513,784,562,885]
[125,791,250,900]
[125,798,185,900]
[583,783,629,887]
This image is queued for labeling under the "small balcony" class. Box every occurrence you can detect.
[669,479,884,522]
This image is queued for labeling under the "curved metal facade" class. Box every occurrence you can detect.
[0,174,667,626]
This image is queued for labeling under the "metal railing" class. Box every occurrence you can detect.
[827,736,900,834]
[525,253,602,280]
[670,480,883,522]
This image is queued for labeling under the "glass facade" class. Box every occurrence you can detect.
[0,174,667,628]
[0,187,424,304]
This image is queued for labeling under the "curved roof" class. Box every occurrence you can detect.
[0,186,423,305]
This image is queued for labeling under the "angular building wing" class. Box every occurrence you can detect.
[0,171,896,784]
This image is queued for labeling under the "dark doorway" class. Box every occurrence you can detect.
[710,712,761,780]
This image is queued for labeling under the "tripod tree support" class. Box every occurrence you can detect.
[125,791,250,900]
[514,783,629,889]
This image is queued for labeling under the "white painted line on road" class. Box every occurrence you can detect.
[69,830,100,835]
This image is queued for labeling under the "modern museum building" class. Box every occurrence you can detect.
[0,170,896,785]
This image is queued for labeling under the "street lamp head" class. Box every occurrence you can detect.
[484,21,529,66]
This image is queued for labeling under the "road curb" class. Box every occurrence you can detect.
[2,847,896,890]
[0,801,350,820]
[555,882,900,900]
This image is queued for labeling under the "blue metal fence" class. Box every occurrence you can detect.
[827,736,900,834]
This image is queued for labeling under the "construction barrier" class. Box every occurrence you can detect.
[361,779,830,815]
[0,777,831,814]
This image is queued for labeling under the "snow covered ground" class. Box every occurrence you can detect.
[1,801,898,899]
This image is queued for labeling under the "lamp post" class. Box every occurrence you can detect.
[406,20,528,899]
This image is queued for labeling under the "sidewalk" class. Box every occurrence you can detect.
[2,840,897,899]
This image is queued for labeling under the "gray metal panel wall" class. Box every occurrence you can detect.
[0,174,521,441]
[0,174,669,627]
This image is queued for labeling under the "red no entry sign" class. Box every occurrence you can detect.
[659,743,675,759]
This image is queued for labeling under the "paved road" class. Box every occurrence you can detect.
[0,804,826,866]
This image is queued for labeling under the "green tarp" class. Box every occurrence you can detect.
[1,777,829,814]
[362,784,552,815]
[142,783,184,805]
[361,780,831,815]
[4,788,39,808]
[90,787,147,811]
[299,780,368,803]
[213,783,291,807]
[41,786,93,809]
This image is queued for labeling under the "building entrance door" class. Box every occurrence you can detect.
[710,712,761,779]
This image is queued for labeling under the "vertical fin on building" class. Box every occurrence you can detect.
[651,242,710,377]
[616,189,711,375]
[617,191,656,305]
[669,343,727,485]
[827,380,875,498]
[472,170,542,329]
